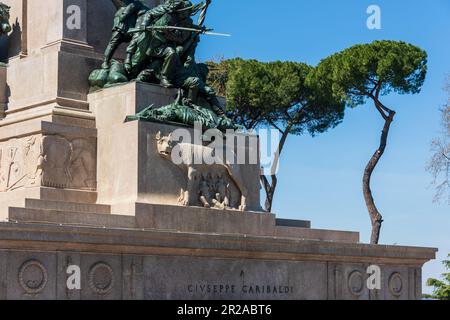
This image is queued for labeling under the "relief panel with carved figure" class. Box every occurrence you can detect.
[0,134,96,192]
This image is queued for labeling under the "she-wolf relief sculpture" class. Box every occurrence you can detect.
[195,172,231,210]
[0,135,96,192]
[155,131,247,211]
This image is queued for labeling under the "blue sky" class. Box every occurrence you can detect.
[196,0,450,294]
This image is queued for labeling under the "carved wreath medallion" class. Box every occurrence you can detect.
[88,262,114,295]
[348,270,364,296]
[18,260,48,294]
[388,272,404,297]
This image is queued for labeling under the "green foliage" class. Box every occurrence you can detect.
[206,41,427,214]
[207,58,345,212]
[308,40,428,107]
[424,254,450,300]
[207,58,345,135]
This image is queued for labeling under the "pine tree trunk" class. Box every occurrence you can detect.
[260,128,290,213]
[363,110,395,244]
[261,175,278,212]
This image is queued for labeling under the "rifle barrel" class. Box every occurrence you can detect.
[128,26,230,37]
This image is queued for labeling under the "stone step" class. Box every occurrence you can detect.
[276,218,311,229]
[135,203,277,236]
[275,226,360,243]
[8,207,135,229]
[24,199,111,215]
[39,187,98,204]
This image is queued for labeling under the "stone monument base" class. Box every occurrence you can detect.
[0,213,436,300]
[0,194,437,300]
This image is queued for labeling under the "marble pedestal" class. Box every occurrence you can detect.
[0,221,436,300]
[88,82,262,214]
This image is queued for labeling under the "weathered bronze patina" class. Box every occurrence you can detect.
[0,2,11,36]
[90,0,234,131]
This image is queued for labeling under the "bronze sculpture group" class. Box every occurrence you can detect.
[90,0,237,130]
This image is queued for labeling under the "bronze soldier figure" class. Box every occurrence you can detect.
[102,0,148,69]
[125,0,194,87]
[174,62,225,117]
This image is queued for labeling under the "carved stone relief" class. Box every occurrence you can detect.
[156,131,248,211]
[88,262,115,295]
[347,270,365,297]
[41,135,97,190]
[181,168,241,210]
[18,260,48,295]
[0,135,43,192]
[0,134,96,192]
[388,272,404,297]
